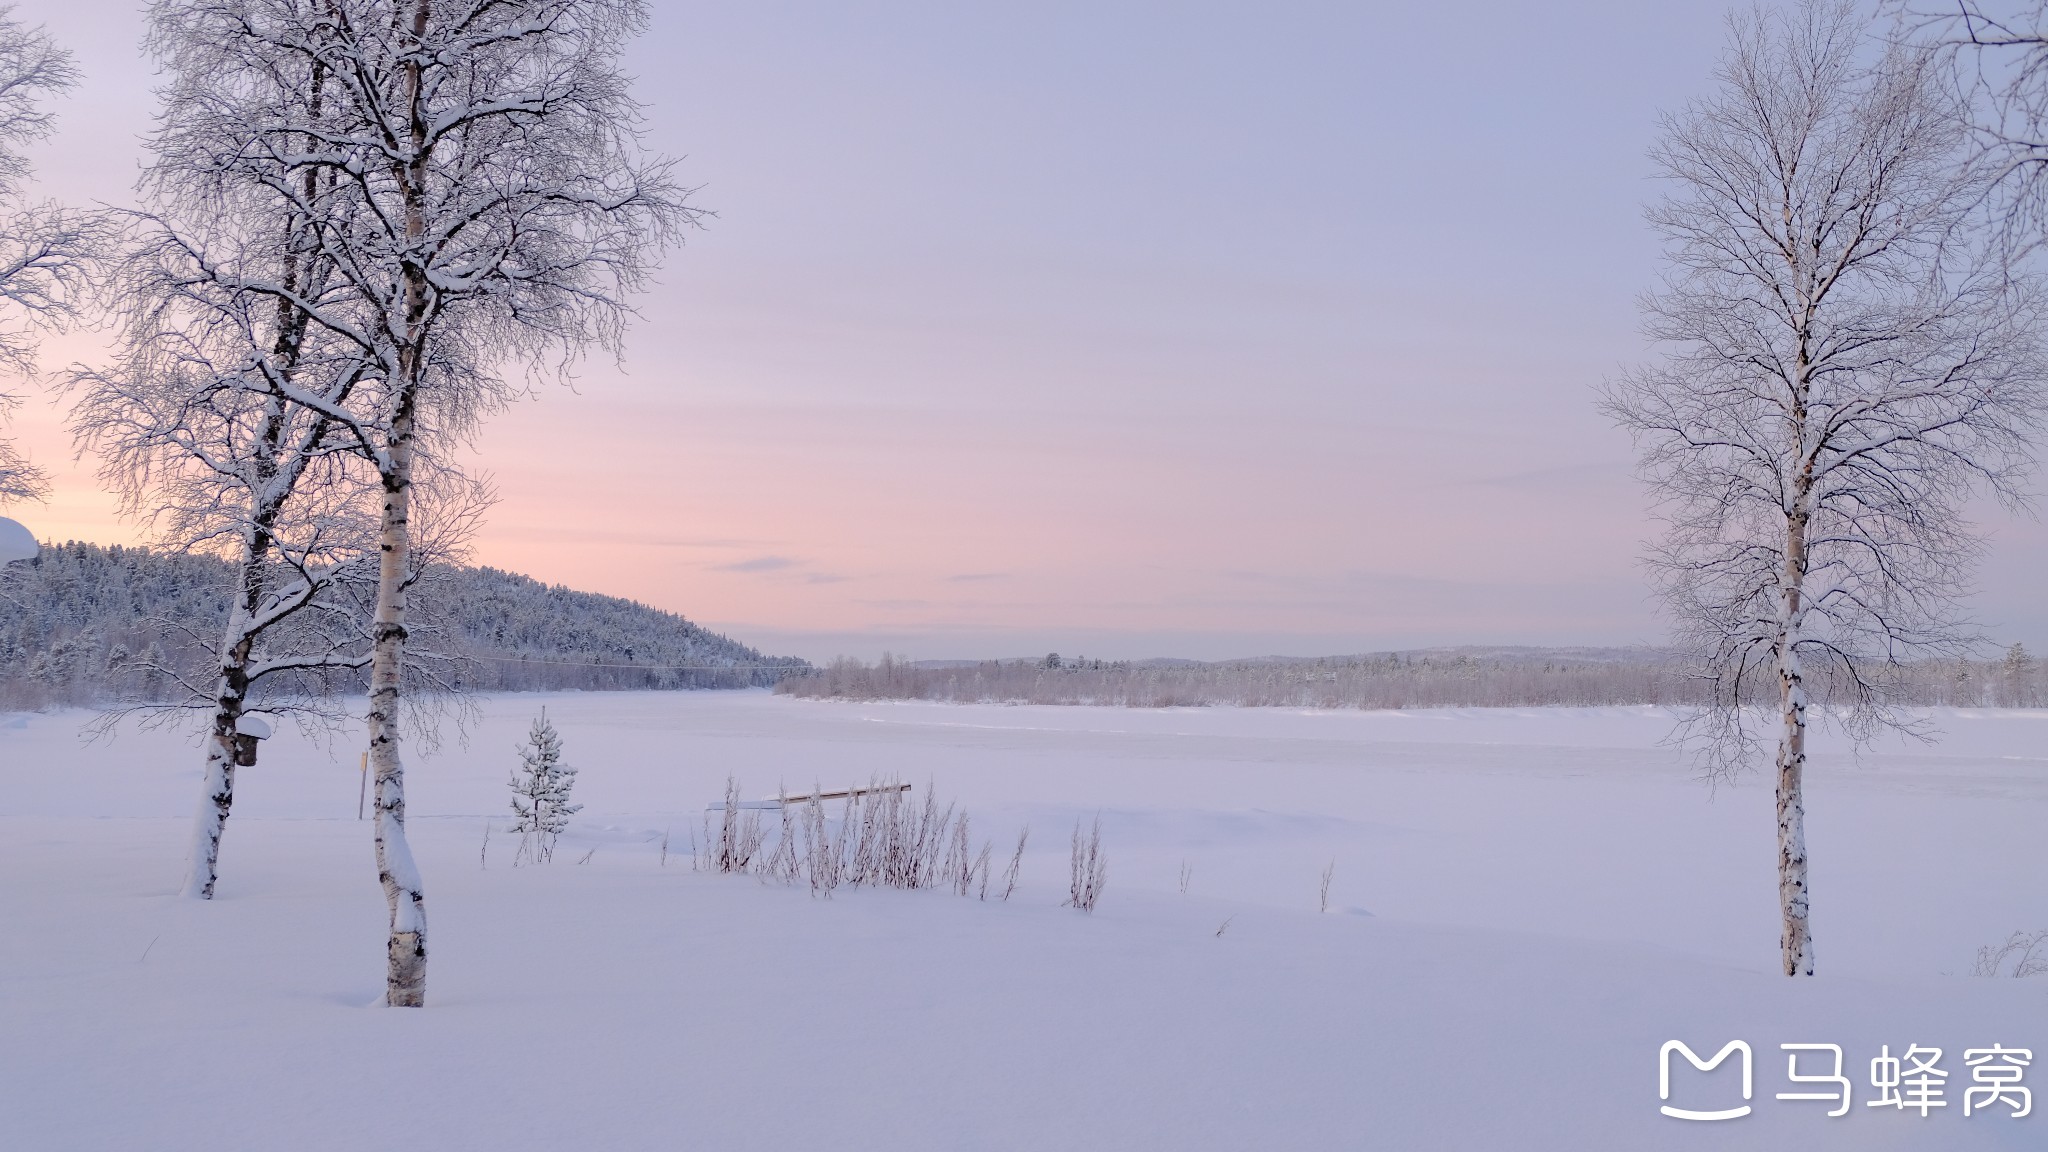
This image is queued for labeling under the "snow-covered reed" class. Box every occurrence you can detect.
[1067,817,1106,913]
[705,776,1019,902]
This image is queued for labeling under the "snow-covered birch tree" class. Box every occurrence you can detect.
[70,202,404,897]
[72,314,384,899]
[1603,0,2046,977]
[0,7,103,504]
[76,4,485,901]
[143,0,692,1005]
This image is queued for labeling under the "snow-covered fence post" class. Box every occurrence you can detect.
[1604,0,2047,975]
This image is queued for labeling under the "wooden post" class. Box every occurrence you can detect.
[357,750,369,820]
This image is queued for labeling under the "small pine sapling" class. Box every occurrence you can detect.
[508,709,581,864]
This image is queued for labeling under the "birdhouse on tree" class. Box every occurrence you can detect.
[233,714,272,766]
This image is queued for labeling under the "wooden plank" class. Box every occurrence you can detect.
[710,782,913,811]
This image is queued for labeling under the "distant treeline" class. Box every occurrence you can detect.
[775,648,2048,710]
[0,542,807,709]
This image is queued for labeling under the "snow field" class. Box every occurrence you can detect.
[2,692,2046,1149]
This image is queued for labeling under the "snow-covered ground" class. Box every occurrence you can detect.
[2,691,2044,1149]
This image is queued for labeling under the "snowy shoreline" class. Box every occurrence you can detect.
[2,691,2042,1148]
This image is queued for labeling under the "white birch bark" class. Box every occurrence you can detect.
[362,0,434,1007]
[1774,500,1813,975]
[369,386,425,1004]
[183,734,238,899]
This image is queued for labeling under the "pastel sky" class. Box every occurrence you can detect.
[4,1,2044,661]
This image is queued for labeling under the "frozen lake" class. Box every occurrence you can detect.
[2,691,2044,1148]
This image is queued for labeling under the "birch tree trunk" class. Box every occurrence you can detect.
[183,725,239,899]
[179,206,315,899]
[1775,505,1814,975]
[184,608,257,899]
[368,394,424,1005]
[368,0,432,1006]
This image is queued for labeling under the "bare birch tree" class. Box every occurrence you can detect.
[0,6,102,504]
[71,214,395,898]
[144,0,692,1005]
[1604,0,2046,976]
[76,8,485,900]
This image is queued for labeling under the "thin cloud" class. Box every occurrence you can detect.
[712,555,800,573]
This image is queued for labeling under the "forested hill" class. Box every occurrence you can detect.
[0,541,807,707]
[446,565,807,688]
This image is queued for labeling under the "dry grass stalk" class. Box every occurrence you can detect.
[1067,816,1106,912]
[1001,827,1028,901]
[710,776,1014,902]
[1974,930,2048,978]
[711,777,764,873]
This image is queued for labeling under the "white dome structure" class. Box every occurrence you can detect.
[0,516,36,565]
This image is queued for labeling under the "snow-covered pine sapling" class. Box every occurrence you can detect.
[508,709,580,865]
[1067,816,1106,913]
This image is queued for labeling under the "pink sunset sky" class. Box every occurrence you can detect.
[4,0,2045,661]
